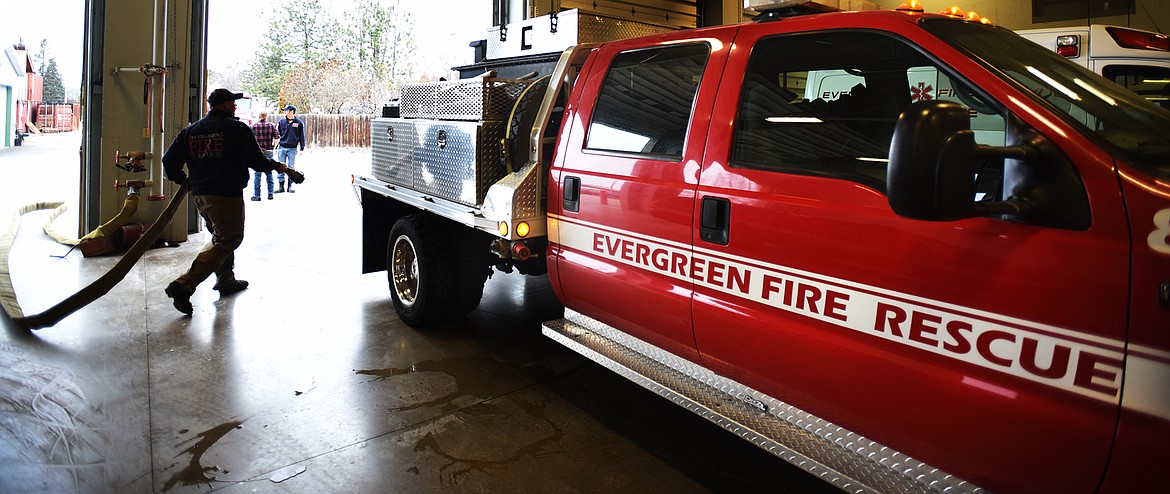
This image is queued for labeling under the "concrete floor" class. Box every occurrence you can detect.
[0,132,837,493]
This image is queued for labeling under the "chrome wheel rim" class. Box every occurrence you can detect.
[391,235,419,307]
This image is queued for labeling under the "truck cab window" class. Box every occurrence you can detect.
[732,31,1006,196]
[586,44,710,158]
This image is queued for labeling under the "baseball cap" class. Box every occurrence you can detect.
[208,88,246,105]
[282,105,297,112]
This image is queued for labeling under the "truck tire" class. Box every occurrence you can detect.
[387,214,488,326]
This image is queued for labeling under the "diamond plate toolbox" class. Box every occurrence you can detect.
[399,78,530,121]
[371,117,505,207]
[371,118,417,188]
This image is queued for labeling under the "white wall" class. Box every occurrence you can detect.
[1,45,27,149]
[1,86,10,147]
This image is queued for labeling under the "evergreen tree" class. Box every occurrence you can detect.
[42,59,66,104]
[243,38,293,103]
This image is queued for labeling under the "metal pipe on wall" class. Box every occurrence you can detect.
[151,0,165,187]
[152,0,197,243]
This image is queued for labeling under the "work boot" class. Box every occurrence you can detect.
[250,196,261,201]
[165,282,193,315]
[275,179,285,193]
[268,193,274,200]
[214,279,249,296]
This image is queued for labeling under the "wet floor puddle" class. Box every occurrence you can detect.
[161,420,242,491]
[412,397,564,486]
[355,357,565,486]
[353,355,526,411]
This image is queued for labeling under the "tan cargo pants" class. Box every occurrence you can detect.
[172,195,244,292]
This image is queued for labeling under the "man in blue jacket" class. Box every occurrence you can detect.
[275,105,306,193]
[161,88,304,315]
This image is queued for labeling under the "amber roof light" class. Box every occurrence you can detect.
[897,1,925,12]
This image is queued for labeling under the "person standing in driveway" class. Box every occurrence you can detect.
[161,88,304,315]
[275,105,306,193]
[250,111,279,201]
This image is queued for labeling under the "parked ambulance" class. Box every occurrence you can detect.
[1018,24,1170,108]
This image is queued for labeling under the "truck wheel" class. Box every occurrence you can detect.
[387,215,488,326]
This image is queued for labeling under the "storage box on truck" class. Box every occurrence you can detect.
[353,2,1170,492]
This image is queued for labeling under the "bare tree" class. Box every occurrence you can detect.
[246,0,420,113]
[35,39,48,72]
[284,0,343,63]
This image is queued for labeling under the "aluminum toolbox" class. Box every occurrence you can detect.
[399,78,531,121]
[371,117,506,207]
[371,118,417,187]
[486,8,674,60]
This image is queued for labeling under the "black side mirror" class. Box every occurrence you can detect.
[888,101,1034,221]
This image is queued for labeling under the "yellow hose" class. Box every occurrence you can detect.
[80,192,141,241]
[0,183,189,329]
[41,202,78,246]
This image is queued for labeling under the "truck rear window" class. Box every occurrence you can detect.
[585,44,710,158]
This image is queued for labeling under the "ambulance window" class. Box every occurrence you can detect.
[586,44,709,158]
[731,31,1005,195]
[1102,65,1170,110]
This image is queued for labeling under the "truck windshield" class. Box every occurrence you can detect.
[923,18,1170,180]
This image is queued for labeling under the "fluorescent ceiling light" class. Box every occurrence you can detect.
[765,116,823,123]
[1073,79,1118,106]
[1026,66,1080,101]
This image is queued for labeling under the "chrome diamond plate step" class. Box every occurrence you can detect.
[542,309,983,494]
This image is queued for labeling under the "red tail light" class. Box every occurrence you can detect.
[1107,27,1170,52]
[1056,35,1080,58]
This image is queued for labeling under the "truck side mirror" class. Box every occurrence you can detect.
[888,100,1035,221]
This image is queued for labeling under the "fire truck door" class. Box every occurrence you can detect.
[550,41,723,358]
[692,28,1128,493]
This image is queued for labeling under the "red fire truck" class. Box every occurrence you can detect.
[353,2,1170,492]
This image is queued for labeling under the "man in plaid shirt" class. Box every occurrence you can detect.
[250,112,279,201]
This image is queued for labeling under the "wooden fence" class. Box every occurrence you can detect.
[298,114,372,148]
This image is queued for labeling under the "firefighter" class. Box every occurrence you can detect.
[161,88,303,315]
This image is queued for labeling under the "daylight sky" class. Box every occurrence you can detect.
[0,0,85,87]
[0,0,493,90]
[207,0,493,76]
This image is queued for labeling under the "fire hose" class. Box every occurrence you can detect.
[0,183,189,330]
